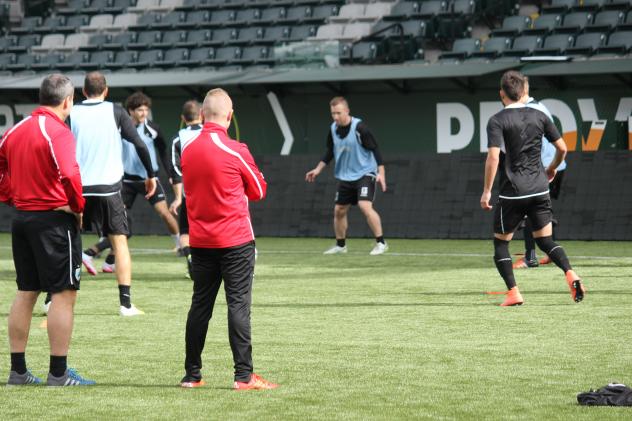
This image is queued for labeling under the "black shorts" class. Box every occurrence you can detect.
[494,194,552,234]
[122,178,167,208]
[335,175,376,205]
[83,192,129,236]
[179,196,189,235]
[12,210,82,293]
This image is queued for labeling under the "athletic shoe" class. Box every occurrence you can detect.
[7,370,42,385]
[565,270,586,303]
[512,257,539,269]
[47,368,95,386]
[370,242,389,255]
[323,245,347,255]
[181,374,205,388]
[102,262,115,273]
[539,256,552,265]
[233,373,278,390]
[500,287,524,307]
[119,304,145,316]
[82,252,97,276]
[43,300,50,315]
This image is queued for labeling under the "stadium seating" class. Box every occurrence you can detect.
[535,33,575,55]
[565,32,607,56]
[492,15,532,37]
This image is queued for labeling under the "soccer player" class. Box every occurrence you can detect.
[169,100,203,278]
[305,96,388,255]
[180,88,277,390]
[1,74,94,386]
[84,91,180,273]
[70,71,157,316]
[480,70,585,306]
[514,79,567,269]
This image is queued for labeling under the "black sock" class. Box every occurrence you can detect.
[119,285,131,308]
[182,246,191,257]
[524,222,536,261]
[84,248,96,257]
[105,254,115,265]
[535,236,572,272]
[49,355,67,378]
[336,238,346,248]
[45,292,52,305]
[11,352,26,374]
[96,237,111,253]
[494,238,516,290]
[187,256,193,280]
[376,236,385,244]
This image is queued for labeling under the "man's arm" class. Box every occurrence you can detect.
[357,122,386,191]
[305,131,333,182]
[51,128,85,214]
[238,143,267,201]
[0,137,12,205]
[481,147,500,210]
[542,115,566,181]
[151,121,173,178]
[114,104,156,179]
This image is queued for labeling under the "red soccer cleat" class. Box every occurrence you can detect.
[565,270,586,303]
[500,287,524,307]
[539,256,552,265]
[233,373,278,390]
[180,375,205,388]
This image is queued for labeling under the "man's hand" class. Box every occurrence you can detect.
[169,198,182,216]
[376,173,386,192]
[305,168,320,182]
[546,167,557,182]
[55,205,82,228]
[144,177,157,199]
[480,191,493,211]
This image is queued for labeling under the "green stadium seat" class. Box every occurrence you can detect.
[0,36,17,52]
[492,15,532,37]
[596,30,632,54]
[287,24,317,42]
[79,50,115,69]
[135,49,164,68]
[279,5,312,24]
[209,28,238,45]
[471,36,512,58]
[235,27,265,45]
[153,30,187,48]
[556,11,594,33]
[58,51,91,69]
[0,53,16,70]
[8,34,41,53]
[129,31,162,49]
[110,50,139,68]
[535,33,575,54]
[262,26,291,43]
[101,32,136,50]
[182,47,215,65]
[157,47,189,66]
[525,14,562,35]
[181,10,211,28]
[209,9,238,27]
[207,46,242,64]
[11,16,42,34]
[184,29,213,47]
[351,41,381,64]
[260,7,287,24]
[58,14,90,32]
[235,45,272,65]
[234,8,262,25]
[586,10,625,31]
[566,32,607,55]
[439,38,480,60]
[503,35,543,56]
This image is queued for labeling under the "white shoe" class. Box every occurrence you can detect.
[102,262,115,273]
[119,304,145,317]
[43,301,50,315]
[82,252,97,276]
[369,242,388,255]
[323,245,347,255]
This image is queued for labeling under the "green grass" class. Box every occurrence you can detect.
[1,234,631,420]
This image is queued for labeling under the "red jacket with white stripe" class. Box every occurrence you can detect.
[181,122,267,249]
[0,107,85,213]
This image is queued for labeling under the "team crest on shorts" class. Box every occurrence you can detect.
[360,187,368,197]
[75,267,81,281]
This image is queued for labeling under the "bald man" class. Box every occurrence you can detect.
[179,88,278,390]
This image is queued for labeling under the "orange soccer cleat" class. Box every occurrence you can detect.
[500,287,524,307]
[565,270,586,303]
[539,255,552,265]
[513,257,539,269]
[233,373,279,390]
[181,374,206,388]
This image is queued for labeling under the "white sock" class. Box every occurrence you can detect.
[172,234,181,249]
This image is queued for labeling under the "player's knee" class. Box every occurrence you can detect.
[534,236,557,254]
[493,238,510,260]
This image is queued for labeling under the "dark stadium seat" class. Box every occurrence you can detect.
[385,2,420,21]
[503,35,543,56]
[58,14,90,32]
[84,0,111,14]
[449,0,476,16]
[566,32,607,55]
[535,33,575,54]
[110,50,139,68]
[260,7,287,24]
[0,53,16,70]
[185,29,213,47]
[31,54,64,70]
[182,10,211,28]
[596,30,632,54]
[58,0,89,15]
[585,10,625,32]
[574,0,608,11]
[157,48,189,67]
[6,53,38,71]
[304,4,340,23]
[104,0,136,14]
[182,47,215,65]
[153,11,187,29]
[209,28,238,45]
[132,12,163,30]
[471,36,512,58]
[349,41,380,64]
[207,46,242,64]
[129,30,162,49]
[234,8,262,26]
[235,45,272,65]
[8,34,41,53]
[101,32,136,50]
[287,25,318,42]
[419,0,447,17]
[557,12,594,33]
[135,49,164,68]
[261,26,291,43]
[280,5,312,24]
[235,27,264,45]
[37,15,67,34]
[58,51,90,69]
[81,33,110,51]
[0,35,17,52]
[492,15,532,37]
[543,0,577,14]
[154,30,187,48]
[608,0,632,11]
[439,38,480,60]
[11,16,42,34]
[400,20,432,38]
[209,9,238,26]
[79,50,115,69]
[525,14,562,35]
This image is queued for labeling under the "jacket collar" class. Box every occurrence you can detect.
[32,106,65,125]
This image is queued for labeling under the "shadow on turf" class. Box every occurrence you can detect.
[91,383,233,390]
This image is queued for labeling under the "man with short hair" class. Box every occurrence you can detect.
[70,71,156,316]
[481,70,585,306]
[1,74,94,386]
[169,100,203,278]
[84,91,180,273]
[306,96,388,255]
[180,88,277,390]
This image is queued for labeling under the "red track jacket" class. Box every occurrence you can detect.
[0,107,84,213]
[181,122,267,249]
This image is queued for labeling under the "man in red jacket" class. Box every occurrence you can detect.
[180,88,277,390]
[0,74,94,386]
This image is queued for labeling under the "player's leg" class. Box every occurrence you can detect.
[529,195,584,302]
[102,184,137,273]
[540,170,565,265]
[492,199,525,306]
[148,179,180,249]
[182,247,222,388]
[179,197,192,278]
[324,182,352,254]
[514,219,538,269]
[356,176,387,255]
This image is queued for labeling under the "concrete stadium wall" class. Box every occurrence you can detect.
[1,151,630,240]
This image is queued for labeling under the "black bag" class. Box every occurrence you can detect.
[577,383,632,406]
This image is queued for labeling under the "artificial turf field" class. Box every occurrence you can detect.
[0,234,631,420]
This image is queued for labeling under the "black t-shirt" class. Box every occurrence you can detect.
[487,104,562,198]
